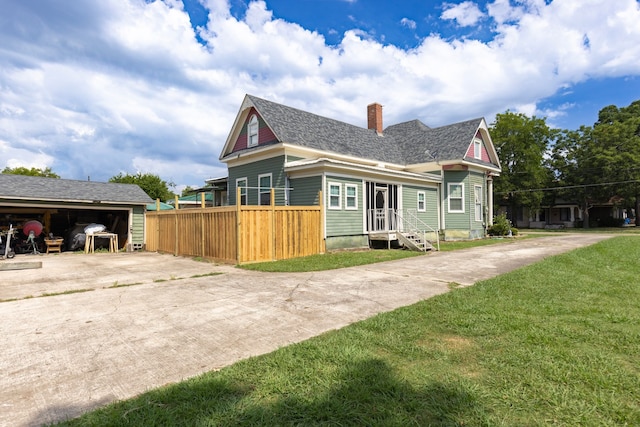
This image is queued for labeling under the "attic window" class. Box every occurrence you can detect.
[248,115,259,147]
[473,138,482,159]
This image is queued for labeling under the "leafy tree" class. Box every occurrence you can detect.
[489,111,556,221]
[181,186,196,197]
[550,100,640,227]
[589,101,640,224]
[2,166,60,178]
[549,126,596,227]
[109,172,175,201]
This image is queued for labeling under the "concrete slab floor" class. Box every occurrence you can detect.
[0,234,613,426]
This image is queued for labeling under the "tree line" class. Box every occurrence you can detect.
[490,99,640,228]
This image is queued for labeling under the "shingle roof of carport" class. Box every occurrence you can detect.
[0,174,153,204]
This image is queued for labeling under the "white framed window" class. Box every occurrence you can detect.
[345,184,358,210]
[473,139,482,159]
[328,182,341,209]
[448,183,464,213]
[248,115,259,147]
[258,173,272,205]
[417,191,426,212]
[474,185,483,221]
[236,177,248,205]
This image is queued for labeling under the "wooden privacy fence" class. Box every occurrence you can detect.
[145,190,324,264]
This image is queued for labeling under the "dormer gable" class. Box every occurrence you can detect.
[465,130,491,162]
[228,107,278,154]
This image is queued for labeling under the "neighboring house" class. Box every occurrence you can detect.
[218,95,501,250]
[502,196,629,229]
[164,176,229,209]
[0,174,152,250]
[503,202,582,229]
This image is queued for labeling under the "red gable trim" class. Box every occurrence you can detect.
[231,107,278,153]
[465,131,491,162]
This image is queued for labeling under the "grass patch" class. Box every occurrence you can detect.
[241,235,550,271]
[189,272,224,279]
[1,288,96,302]
[239,249,424,272]
[106,282,143,289]
[56,236,640,426]
[40,288,95,298]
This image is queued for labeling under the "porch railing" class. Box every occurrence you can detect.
[396,209,440,251]
[368,208,398,232]
[367,208,439,251]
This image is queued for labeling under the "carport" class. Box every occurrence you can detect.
[0,174,152,252]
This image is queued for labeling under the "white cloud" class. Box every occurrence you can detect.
[400,18,417,30]
[441,1,485,27]
[0,0,639,188]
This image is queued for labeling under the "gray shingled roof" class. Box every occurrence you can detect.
[244,95,493,166]
[0,174,153,204]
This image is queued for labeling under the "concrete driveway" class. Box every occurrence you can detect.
[0,233,612,426]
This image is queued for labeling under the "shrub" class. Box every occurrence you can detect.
[488,213,516,236]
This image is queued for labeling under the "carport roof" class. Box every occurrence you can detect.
[0,174,153,205]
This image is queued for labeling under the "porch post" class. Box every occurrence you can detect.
[487,176,494,225]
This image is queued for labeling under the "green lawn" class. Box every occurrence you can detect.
[57,236,640,426]
[240,234,545,272]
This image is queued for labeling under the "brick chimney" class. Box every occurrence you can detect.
[367,102,383,135]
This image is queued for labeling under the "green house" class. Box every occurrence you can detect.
[219,95,501,250]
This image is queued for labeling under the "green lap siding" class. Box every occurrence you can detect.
[325,176,363,237]
[131,206,145,245]
[289,176,321,205]
[443,170,486,239]
[401,185,438,230]
[228,156,287,205]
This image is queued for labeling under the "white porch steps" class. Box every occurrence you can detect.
[398,231,433,252]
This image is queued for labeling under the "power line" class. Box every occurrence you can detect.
[495,179,640,195]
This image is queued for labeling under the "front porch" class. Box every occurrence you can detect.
[367,208,439,251]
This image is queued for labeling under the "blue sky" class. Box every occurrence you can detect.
[1,0,639,191]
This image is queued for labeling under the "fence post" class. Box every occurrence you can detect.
[156,198,160,251]
[271,187,276,261]
[200,192,205,208]
[174,209,178,256]
[318,190,325,254]
[236,186,242,264]
[201,210,205,258]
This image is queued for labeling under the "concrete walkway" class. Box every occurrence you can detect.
[0,234,612,426]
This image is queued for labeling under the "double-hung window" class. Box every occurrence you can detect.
[448,183,464,213]
[248,115,259,147]
[345,184,357,210]
[236,177,248,205]
[474,185,483,221]
[417,191,426,212]
[258,173,272,205]
[473,139,482,159]
[328,183,341,209]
